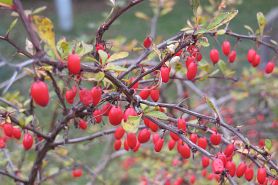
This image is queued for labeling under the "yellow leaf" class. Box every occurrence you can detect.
[122,115,141,133]
[257,12,266,36]
[135,11,150,21]
[107,52,129,62]
[32,15,61,60]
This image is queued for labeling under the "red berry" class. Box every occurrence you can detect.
[216,152,227,166]
[161,66,170,83]
[150,88,160,102]
[124,138,129,151]
[202,156,210,168]
[78,119,87,130]
[3,123,13,137]
[225,161,236,177]
[252,54,261,67]
[108,106,123,126]
[114,140,121,151]
[187,62,197,80]
[179,143,191,159]
[197,137,207,149]
[247,49,256,63]
[170,131,179,141]
[190,175,196,184]
[212,158,224,174]
[168,139,176,150]
[190,133,198,144]
[175,50,183,56]
[143,36,152,48]
[31,81,49,107]
[265,61,275,74]
[138,129,151,143]
[129,77,139,90]
[91,86,102,106]
[12,127,21,139]
[152,133,160,144]
[72,168,82,178]
[245,167,254,181]
[93,109,102,123]
[0,138,6,148]
[96,43,105,51]
[65,86,77,104]
[193,52,202,61]
[257,167,267,184]
[127,133,137,149]
[22,133,33,150]
[224,144,235,157]
[222,40,231,56]
[133,141,140,152]
[68,53,81,75]
[123,107,137,122]
[148,120,159,132]
[210,49,220,64]
[154,137,164,152]
[236,162,247,178]
[79,88,93,106]
[228,50,237,63]
[185,56,195,68]
[210,132,221,145]
[177,118,186,132]
[139,88,150,100]
[114,126,125,140]
[101,102,112,116]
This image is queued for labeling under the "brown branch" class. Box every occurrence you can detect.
[0,169,28,184]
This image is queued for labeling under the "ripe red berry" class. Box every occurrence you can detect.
[265,61,275,74]
[193,52,202,62]
[101,102,112,116]
[247,49,256,63]
[3,123,13,137]
[139,88,150,100]
[225,161,236,177]
[150,88,160,102]
[187,62,197,80]
[224,144,235,157]
[79,88,93,106]
[216,152,227,166]
[212,158,224,174]
[177,118,186,132]
[23,133,33,150]
[154,137,164,152]
[202,156,210,168]
[148,120,159,132]
[124,138,129,151]
[129,77,139,90]
[123,107,137,122]
[96,43,105,51]
[197,137,207,149]
[190,133,198,144]
[12,127,21,140]
[175,49,183,56]
[114,126,125,140]
[257,167,267,184]
[114,140,122,151]
[68,53,81,75]
[185,56,195,68]
[222,40,231,56]
[0,138,6,148]
[143,36,152,48]
[236,162,247,178]
[108,106,123,126]
[93,109,102,123]
[78,119,87,130]
[245,167,254,181]
[228,50,237,63]
[138,129,151,143]
[91,86,102,106]
[161,66,170,83]
[152,133,160,144]
[31,81,49,107]
[210,132,221,145]
[168,139,176,150]
[210,49,220,64]
[133,141,141,152]
[65,86,77,104]
[72,168,82,178]
[252,54,261,67]
[190,175,196,184]
[179,143,191,159]
[170,131,179,141]
[127,133,137,149]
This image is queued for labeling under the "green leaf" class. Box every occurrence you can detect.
[0,0,13,6]
[32,6,47,14]
[145,111,168,120]
[107,52,129,62]
[98,50,108,64]
[56,38,70,59]
[75,41,94,57]
[204,96,219,117]
[191,0,200,16]
[206,10,238,31]
[6,18,18,35]
[83,72,105,82]
[198,37,209,47]
[105,64,127,72]
[257,12,266,36]
[244,25,254,34]
[265,139,272,151]
[216,29,226,35]
[217,60,227,74]
[135,11,150,21]
[122,115,141,133]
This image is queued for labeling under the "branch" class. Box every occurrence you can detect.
[0,169,28,184]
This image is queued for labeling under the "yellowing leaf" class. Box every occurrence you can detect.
[122,115,141,133]
[6,18,18,35]
[0,0,13,7]
[257,12,266,36]
[75,41,94,57]
[192,0,200,16]
[105,64,127,72]
[203,96,219,117]
[83,72,105,82]
[98,50,108,64]
[107,52,129,62]
[145,111,168,120]
[135,11,150,21]
[55,147,69,157]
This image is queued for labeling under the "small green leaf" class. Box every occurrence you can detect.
[83,72,105,82]
[98,50,108,64]
[257,12,266,36]
[0,0,13,6]
[105,64,127,72]
[56,38,70,59]
[6,18,18,35]
[217,60,227,74]
[32,6,47,14]
[122,115,141,133]
[244,25,254,34]
[191,0,200,16]
[206,10,238,31]
[216,29,226,35]
[204,96,219,117]
[265,139,272,151]
[75,41,94,57]
[107,52,129,62]
[145,111,168,120]
[198,37,210,47]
